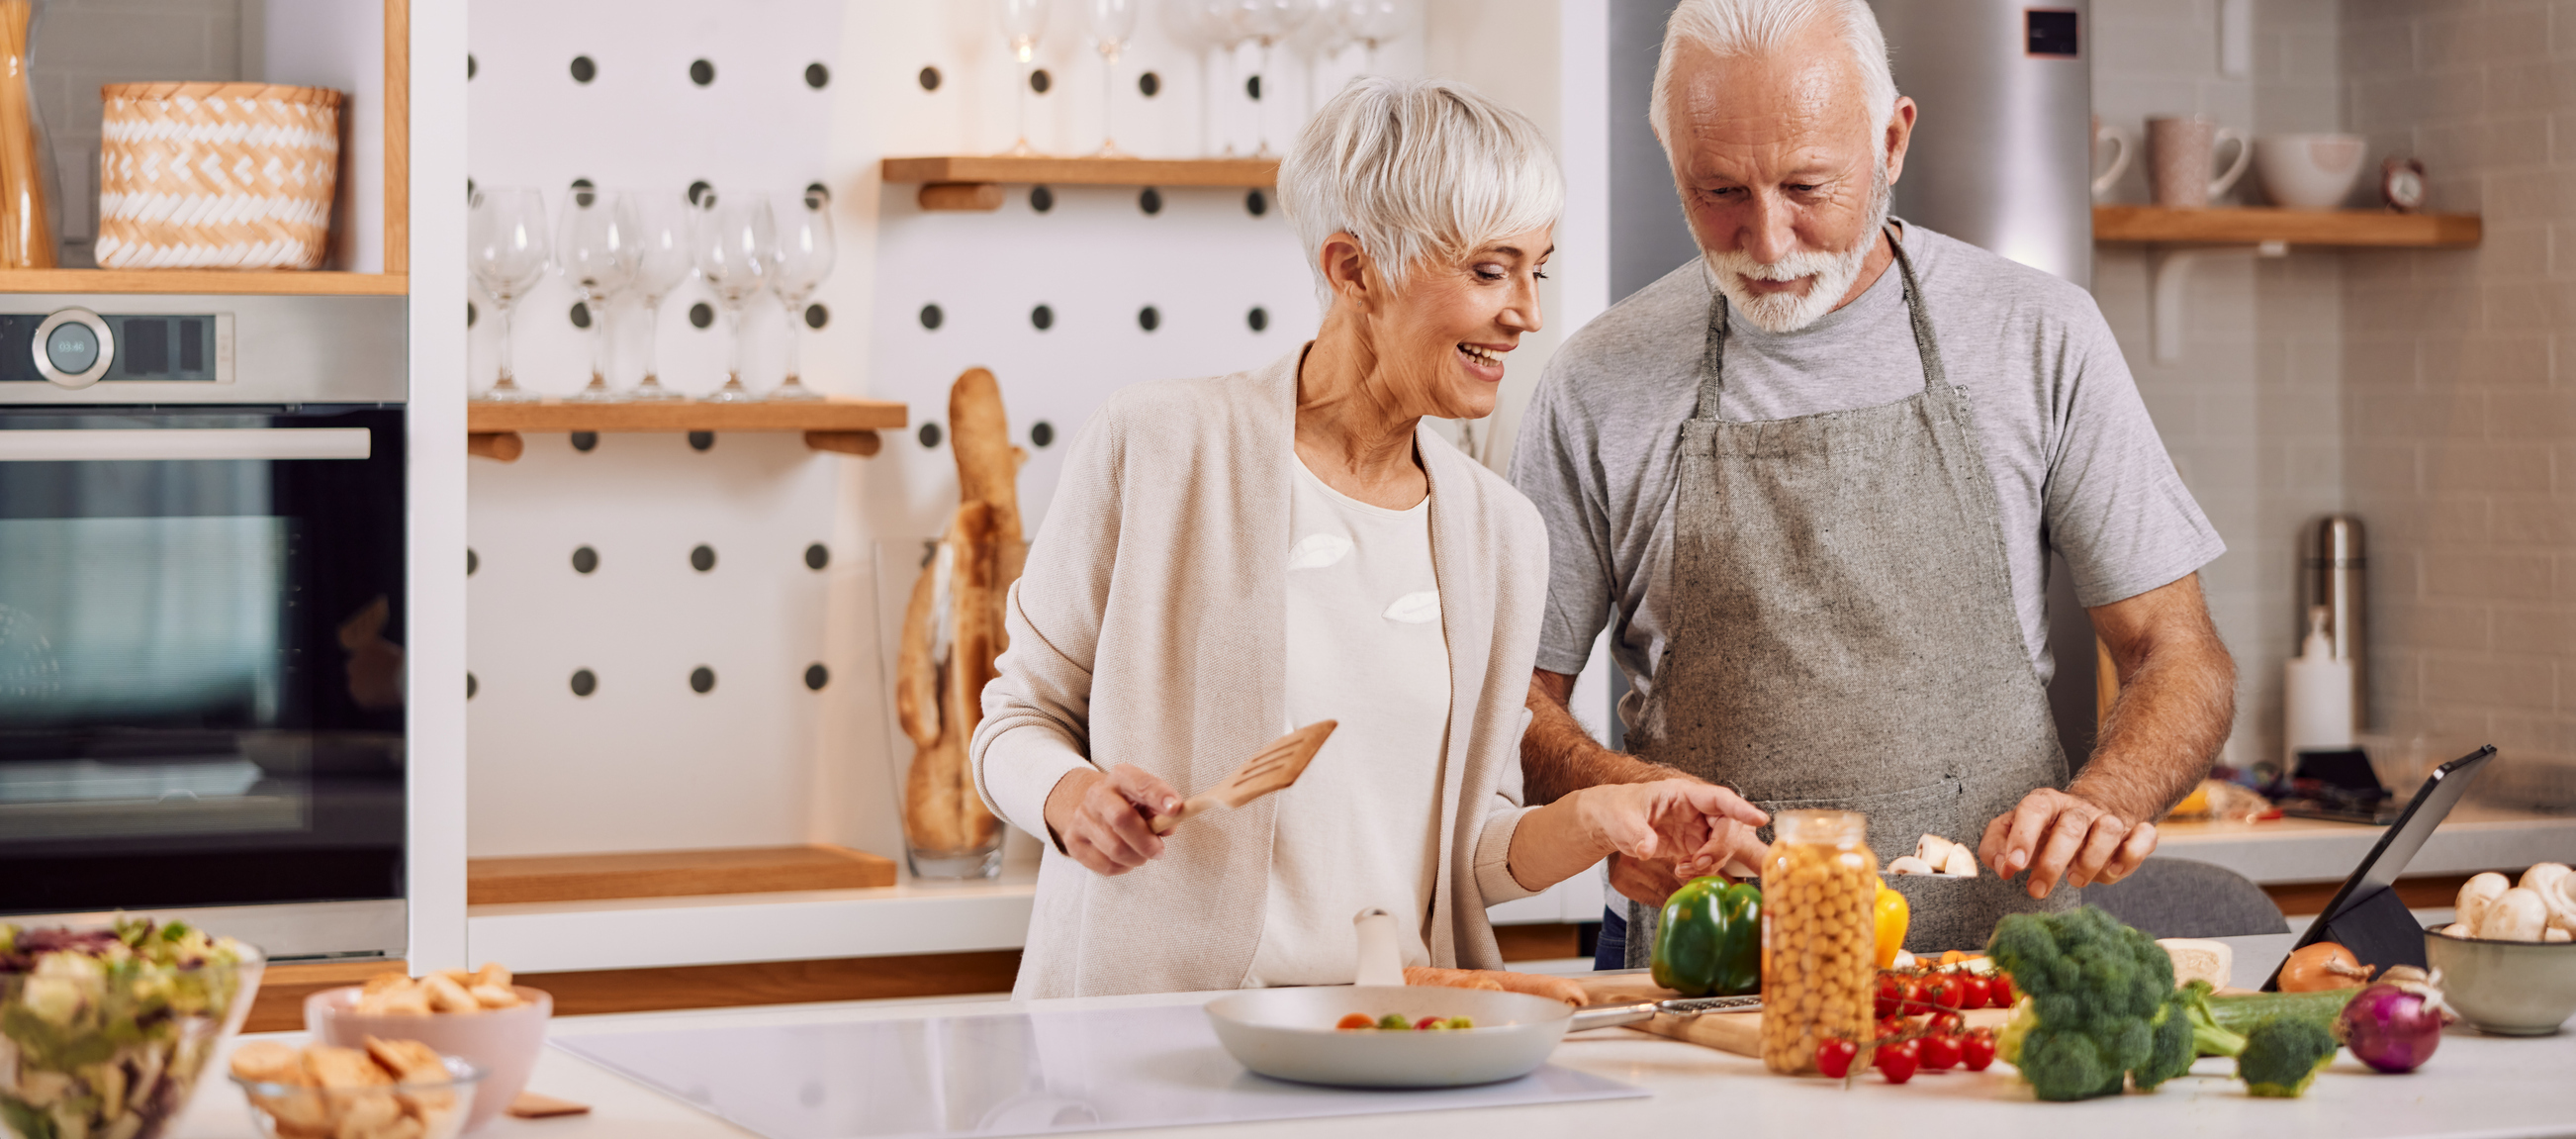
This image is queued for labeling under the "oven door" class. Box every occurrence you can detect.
[0,405,406,950]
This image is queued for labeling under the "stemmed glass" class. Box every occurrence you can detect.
[1240,0,1313,157]
[467,187,549,403]
[999,0,1052,156]
[1335,0,1413,74]
[692,190,776,404]
[555,186,639,403]
[1197,0,1253,156]
[624,192,694,402]
[768,187,834,403]
[1090,0,1142,157]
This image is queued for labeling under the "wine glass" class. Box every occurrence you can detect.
[555,186,639,403]
[768,187,834,403]
[692,190,776,404]
[1239,0,1313,157]
[1090,0,1142,157]
[467,187,549,403]
[1336,0,1413,74]
[999,0,1052,156]
[1198,0,1253,156]
[624,191,694,402]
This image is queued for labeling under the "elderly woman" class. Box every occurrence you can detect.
[971,78,1768,999]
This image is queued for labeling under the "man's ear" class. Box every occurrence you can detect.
[1883,96,1919,188]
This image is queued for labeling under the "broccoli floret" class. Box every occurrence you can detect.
[1985,906,2197,1101]
[2238,1016,2338,1097]
[2175,980,2250,1057]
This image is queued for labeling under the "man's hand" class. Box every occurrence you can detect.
[1576,779,1769,880]
[1042,765,1181,876]
[1978,787,2157,898]
[1607,852,1693,907]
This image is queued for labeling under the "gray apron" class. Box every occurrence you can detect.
[1622,230,2077,963]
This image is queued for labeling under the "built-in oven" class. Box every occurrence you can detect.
[0,293,408,959]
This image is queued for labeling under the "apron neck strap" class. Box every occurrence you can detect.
[1691,223,1947,421]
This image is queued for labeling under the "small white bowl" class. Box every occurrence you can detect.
[2425,925,2576,1035]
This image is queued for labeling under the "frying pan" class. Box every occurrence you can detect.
[1203,909,1660,1088]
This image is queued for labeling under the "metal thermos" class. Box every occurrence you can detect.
[2303,516,2366,730]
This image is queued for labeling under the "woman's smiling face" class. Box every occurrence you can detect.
[1334,227,1552,422]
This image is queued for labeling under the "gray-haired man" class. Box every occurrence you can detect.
[1509,0,2237,963]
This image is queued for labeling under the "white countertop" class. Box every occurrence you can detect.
[169,930,2576,1139]
[2157,802,2576,884]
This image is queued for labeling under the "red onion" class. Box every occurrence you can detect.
[2335,966,2455,1074]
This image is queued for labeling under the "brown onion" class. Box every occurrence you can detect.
[2278,941,2373,993]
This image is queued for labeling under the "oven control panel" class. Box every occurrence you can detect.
[0,308,233,388]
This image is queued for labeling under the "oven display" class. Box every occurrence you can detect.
[0,313,227,382]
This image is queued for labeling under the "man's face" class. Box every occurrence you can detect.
[1662,27,1911,332]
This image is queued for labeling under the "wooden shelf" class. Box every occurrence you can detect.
[464,396,907,461]
[0,268,408,295]
[883,155,1277,211]
[466,845,900,906]
[2093,205,2481,247]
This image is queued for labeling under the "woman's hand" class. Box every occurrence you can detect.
[1043,765,1183,876]
[1577,780,1770,880]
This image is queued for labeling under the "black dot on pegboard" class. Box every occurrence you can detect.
[1139,71,1160,97]
[804,542,830,570]
[1139,187,1162,215]
[688,430,715,451]
[467,54,477,80]
[570,55,597,83]
[690,58,715,85]
[1030,185,1055,213]
[690,666,715,694]
[805,62,830,88]
[570,175,596,198]
[918,303,944,330]
[1032,421,1055,447]
[570,669,598,697]
[1139,306,1160,332]
[1245,189,1268,216]
[466,300,476,327]
[1031,304,1055,331]
[467,177,476,202]
[919,423,944,448]
[467,548,480,575]
[467,672,479,699]
[919,65,942,91]
[569,301,591,329]
[571,430,598,452]
[804,663,830,691]
[690,302,714,329]
[1031,68,1052,94]
[690,543,717,572]
[1245,74,1261,101]
[572,545,599,574]
[1248,306,1270,332]
[687,180,712,206]
[806,181,830,202]
[804,304,828,330]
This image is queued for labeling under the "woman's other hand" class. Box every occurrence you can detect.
[1044,764,1183,876]
[1579,780,1770,881]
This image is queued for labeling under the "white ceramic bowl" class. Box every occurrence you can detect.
[2255,133,2366,209]
[2425,925,2576,1035]
[307,985,551,1129]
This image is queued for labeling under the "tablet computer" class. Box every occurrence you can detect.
[2260,744,2497,991]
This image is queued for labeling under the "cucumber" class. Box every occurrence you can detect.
[2206,988,2358,1036]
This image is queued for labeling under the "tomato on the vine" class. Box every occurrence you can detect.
[1921,974,1961,1011]
[1875,974,1906,1019]
[1816,1037,1858,1079]
[1926,1010,1967,1037]
[1961,1028,1997,1072]
[1954,974,1991,1010]
[1919,1032,1963,1071]
[1875,1039,1920,1084]
[1899,976,1933,1016]
[1987,973,2017,1008]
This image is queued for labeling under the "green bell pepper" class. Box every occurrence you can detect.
[1651,877,1761,997]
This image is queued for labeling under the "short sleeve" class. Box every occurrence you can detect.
[2043,315,2227,607]
[1506,370,1616,675]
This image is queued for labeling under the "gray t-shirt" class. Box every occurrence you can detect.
[1509,223,2223,733]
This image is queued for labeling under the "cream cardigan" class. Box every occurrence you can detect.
[970,347,1551,999]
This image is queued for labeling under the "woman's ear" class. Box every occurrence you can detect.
[1320,232,1378,313]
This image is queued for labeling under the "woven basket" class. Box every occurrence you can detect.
[95,82,340,270]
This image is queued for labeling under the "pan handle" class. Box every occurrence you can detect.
[1567,1001,1661,1032]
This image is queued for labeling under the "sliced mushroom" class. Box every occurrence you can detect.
[2485,888,2549,941]
[1917,834,1956,867]
[2456,872,2511,937]
[1886,855,1936,876]
[1941,845,1978,878]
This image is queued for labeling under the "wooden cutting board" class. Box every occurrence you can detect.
[1575,974,2012,1058]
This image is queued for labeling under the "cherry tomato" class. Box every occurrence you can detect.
[1876,1015,1907,1042]
[1988,974,2017,1008]
[1816,1037,1858,1079]
[1874,1039,1920,1084]
[1926,1011,1966,1037]
[1921,974,1961,1010]
[1415,1015,1446,1031]
[1962,1029,1997,1072]
[1875,974,1906,1019]
[1897,976,1930,1016]
[1335,1013,1374,1030]
[1954,975,1990,1010]
[1919,1032,1962,1071]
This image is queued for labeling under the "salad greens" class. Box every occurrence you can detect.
[0,916,255,1139]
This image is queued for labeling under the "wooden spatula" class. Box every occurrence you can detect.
[1148,720,1337,834]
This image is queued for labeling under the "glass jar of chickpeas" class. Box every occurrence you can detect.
[1758,809,1878,1075]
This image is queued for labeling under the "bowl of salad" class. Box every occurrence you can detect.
[0,917,264,1139]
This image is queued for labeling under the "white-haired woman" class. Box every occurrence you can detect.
[971,78,1770,998]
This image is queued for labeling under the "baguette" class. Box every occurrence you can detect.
[1403,966,1588,1007]
[893,544,942,750]
[945,503,1004,850]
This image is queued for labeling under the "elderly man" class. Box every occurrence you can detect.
[1510,0,2238,961]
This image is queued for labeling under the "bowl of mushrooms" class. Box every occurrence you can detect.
[2428,863,2576,1035]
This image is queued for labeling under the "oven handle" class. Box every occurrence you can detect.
[0,427,372,462]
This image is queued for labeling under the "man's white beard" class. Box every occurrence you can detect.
[1703,160,1892,334]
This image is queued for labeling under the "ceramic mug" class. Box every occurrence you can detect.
[2147,116,2251,207]
[2092,116,2133,201]
[2254,133,2366,210]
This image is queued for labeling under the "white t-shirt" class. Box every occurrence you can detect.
[1243,458,1453,987]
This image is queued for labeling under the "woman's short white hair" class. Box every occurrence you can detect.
[1278,76,1563,300]
[1648,0,1898,146]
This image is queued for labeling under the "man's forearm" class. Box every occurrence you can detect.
[2071,598,2237,825]
[1522,670,1682,805]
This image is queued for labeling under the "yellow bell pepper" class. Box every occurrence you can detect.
[1873,879,1909,968]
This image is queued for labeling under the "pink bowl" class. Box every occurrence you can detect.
[305,985,552,1131]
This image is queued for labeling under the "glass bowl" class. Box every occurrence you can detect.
[231,1054,483,1139]
[0,935,264,1139]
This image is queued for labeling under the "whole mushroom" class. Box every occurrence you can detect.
[2455,872,2511,937]
[2484,888,2549,942]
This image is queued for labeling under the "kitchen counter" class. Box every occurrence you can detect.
[2158,801,2576,884]
[168,930,2576,1139]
